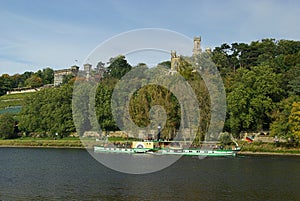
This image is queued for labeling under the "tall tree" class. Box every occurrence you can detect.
[0,113,15,139]
[41,68,54,85]
[104,55,132,79]
[289,102,300,141]
[24,75,43,88]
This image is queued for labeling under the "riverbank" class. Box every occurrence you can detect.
[1,138,300,155]
[238,151,300,156]
[0,138,97,149]
[237,140,300,155]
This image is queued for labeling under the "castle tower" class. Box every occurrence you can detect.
[84,63,92,72]
[84,63,92,80]
[193,36,202,56]
[170,50,180,74]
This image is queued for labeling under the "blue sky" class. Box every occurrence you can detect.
[0,0,299,75]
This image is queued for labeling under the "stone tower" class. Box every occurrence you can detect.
[170,50,180,74]
[84,63,92,72]
[193,36,202,56]
[84,63,92,80]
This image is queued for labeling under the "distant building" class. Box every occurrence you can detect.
[53,65,79,86]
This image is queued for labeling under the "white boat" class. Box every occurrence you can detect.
[94,140,240,157]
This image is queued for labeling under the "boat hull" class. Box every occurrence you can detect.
[94,146,239,156]
[159,149,238,156]
[94,146,150,154]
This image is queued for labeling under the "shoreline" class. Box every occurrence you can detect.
[0,145,85,149]
[1,144,300,156]
[238,151,300,156]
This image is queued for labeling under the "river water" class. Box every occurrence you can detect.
[0,147,299,201]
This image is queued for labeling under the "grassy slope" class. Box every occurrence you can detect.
[0,93,33,111]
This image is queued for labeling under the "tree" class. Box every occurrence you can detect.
[226,65,283,135]
[96,61,105,72]
[0,74,13,95]
[104,55,132,79]
[41,68,54,85]
[73,81,94,136]
[18,84,75,137]
[289,102,300,141]
[24,75,43,88]
[157,61,171,69]
[0,113,16,139]
[286,64,300,96]
[95,78,119,132]
[62,74,75,85]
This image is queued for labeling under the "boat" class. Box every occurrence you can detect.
[94,140,241,157]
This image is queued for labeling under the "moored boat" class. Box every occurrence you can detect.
[94,140,240,157]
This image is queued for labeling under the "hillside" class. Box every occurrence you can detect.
[0,93,34,114]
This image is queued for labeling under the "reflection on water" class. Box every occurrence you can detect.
[0,148,299,201]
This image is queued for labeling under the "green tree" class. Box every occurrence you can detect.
[41,68,54,85]
[72,81,94,136]
[0,74,13,95]
[157,61,171,69]
[0,113,16,139]
[62,74,75,85]
[286,64,300,96]
[104,55,132,79]
[95,78,118,132]
[226,65,283,135]
[24,75,43,88]
[289,102,300,141]
[18,84,75,137]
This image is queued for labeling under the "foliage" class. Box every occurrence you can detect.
[62,74,75,85]
[2,39,300,143]
[218,132,232,145]
[0,68,54,96]
[0,93,33,112]
[104,55,132,79]
[226,65,283,135]
[129,84,181,138]
[286,64,300,96]
[73,81,98,136]
[289,102,300,140]
[41,68,54,85]
[95,78,118,132]
[270,96,300,139]
[18,84,75,137]
[0,113,16,139]
[24,75,43,88]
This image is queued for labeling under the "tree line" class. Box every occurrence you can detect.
[0,38,299,144]
[0,68,54,96]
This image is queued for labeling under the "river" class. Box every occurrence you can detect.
[0,147,299,201]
